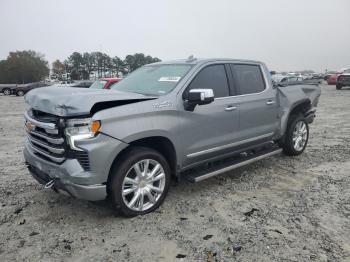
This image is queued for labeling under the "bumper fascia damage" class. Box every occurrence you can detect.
[24,133,128,201]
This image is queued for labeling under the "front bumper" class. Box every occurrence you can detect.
[24,133,128,201]
[26,160,107,201]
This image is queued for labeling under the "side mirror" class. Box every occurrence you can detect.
[184,89,214,111]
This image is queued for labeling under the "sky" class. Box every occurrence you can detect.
[0,0,349,72]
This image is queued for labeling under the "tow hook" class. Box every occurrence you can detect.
[44,180,55,189]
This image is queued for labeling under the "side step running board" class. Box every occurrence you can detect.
[183,147,282,183]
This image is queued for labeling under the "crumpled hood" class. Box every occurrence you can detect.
[25,86,156,117]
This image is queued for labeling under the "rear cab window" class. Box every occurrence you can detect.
[230,64,266,95]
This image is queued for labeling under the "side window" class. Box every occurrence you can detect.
[186,64,229,98]
[231,64,266,95]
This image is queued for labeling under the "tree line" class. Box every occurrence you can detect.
[53,52,161,80]
[0,51,49,84]
[0,50,161,84]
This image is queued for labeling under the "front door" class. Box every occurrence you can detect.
[177,64,240,168]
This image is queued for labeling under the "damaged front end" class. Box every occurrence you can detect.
[23,87,155,200]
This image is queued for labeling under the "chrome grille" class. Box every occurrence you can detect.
[25,111,66,163]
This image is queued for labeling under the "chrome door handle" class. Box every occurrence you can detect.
[266,100,275,105]
[225,106,237,111]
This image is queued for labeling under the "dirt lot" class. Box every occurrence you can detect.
[0,84,350,262]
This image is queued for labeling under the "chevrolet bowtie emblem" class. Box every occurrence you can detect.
[25,121,35,131]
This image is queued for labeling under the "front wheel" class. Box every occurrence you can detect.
[336,84,342,90]
[109,147,171,217]
[281,114,309,156]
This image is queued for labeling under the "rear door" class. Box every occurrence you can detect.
[230,63,277,143]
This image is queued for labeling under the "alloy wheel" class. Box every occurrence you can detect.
[122,159,166,211]
[292,121,308,151]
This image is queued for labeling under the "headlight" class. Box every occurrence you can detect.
[65,118,101,151]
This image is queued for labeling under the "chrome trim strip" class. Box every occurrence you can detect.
[28,130,64,145]
[194,149,282,182]
[45,128,59,135]
[24,111,56,130]
[28,136,65,154]
[187,132,274,158]
[28,140,65,163]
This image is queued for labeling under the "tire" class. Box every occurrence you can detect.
[109,147,171,217]
[3,88,11,95]
[336,84,342,90]
[16,90,25,96]
[281,114,309,156]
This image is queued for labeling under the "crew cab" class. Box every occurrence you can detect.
[23,58,321,216]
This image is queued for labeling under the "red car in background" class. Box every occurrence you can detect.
[327,74,338,85]
[89,77,122,89]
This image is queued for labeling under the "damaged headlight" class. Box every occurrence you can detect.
[65,118,101,151]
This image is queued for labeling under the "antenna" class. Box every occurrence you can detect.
[186,55,196,62]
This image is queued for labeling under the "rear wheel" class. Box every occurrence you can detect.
[281,114,309,156]
[336,84,342,90]
[109,147,171,217]
[3,88,11,95]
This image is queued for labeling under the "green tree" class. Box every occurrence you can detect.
[123,53,161,74]
[0,50,49,84]
[65,52,84,80]
[82,52,95,80]
[112,56,125,77]
[52,59,65,80]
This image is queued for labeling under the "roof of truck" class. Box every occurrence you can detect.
[149,58,262,66]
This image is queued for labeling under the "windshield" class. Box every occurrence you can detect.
[90,80,107,89]
[110,64,192,96]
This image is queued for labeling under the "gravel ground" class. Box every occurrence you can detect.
[0,84,350,262]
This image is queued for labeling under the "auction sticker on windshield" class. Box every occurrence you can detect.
[158,76,181,82]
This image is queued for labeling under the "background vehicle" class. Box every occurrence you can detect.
[336,69,350,90]
[327,74,339,85]
[280,76,321,86]
[11,82,50,96]
[70,80,93,88]
[271,74,285,83]
[0,84,17,95]
[23,58,321,217]
[324,71,338,81]
[89,78,122,89]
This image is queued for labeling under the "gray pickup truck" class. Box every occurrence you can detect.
[23,58,321,216]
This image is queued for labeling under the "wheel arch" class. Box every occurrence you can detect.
[107,136,178,191]
[281,98,312,136]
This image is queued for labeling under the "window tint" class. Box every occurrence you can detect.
[231,64,265,95]
[187,64,229,98]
